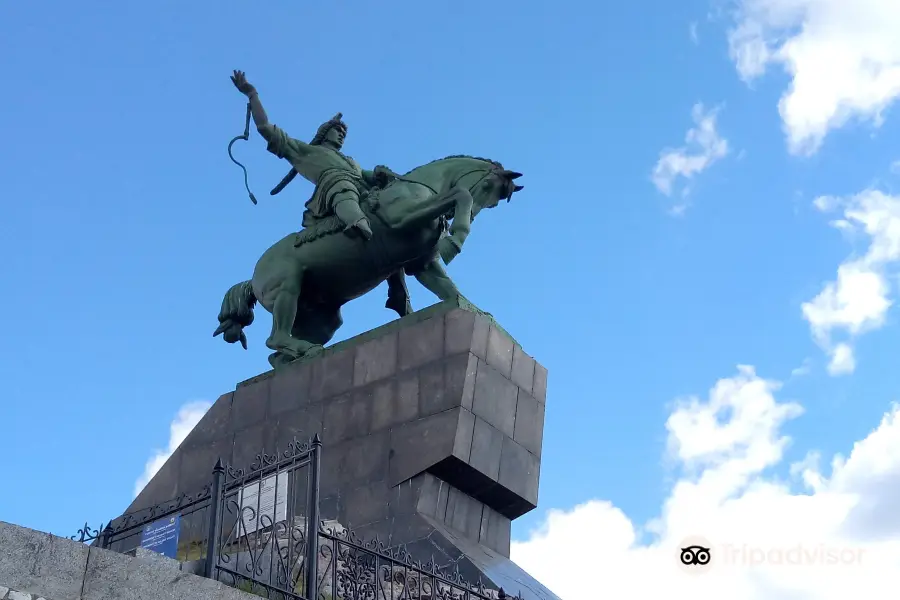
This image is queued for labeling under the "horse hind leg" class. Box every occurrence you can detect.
[292,302,343,348]
[268,300,344,369]
[263,266,320,364]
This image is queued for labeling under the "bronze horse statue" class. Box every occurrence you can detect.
[215,155,524,368]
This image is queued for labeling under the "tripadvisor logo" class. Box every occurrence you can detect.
[676,535,866,573]
[677,535,713,574]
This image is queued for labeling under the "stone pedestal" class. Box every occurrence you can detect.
[128,299,557,600]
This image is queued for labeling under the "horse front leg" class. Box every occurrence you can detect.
[437,191,474,265]
[411,258,468,304]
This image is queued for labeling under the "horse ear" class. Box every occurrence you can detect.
[514,185,524,192]
[501,170,523,180]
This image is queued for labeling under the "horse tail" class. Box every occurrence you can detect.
[213,280,257,349]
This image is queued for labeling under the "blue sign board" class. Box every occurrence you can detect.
[139,514,180,558]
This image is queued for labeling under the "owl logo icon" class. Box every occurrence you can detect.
[677,536,713,574]
[680,545,711,566]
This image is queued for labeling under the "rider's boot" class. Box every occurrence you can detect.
[334,197,373,240]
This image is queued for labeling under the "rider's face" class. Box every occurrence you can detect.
[326,126,346,148]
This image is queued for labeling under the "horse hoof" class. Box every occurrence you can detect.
[304,345,324,358]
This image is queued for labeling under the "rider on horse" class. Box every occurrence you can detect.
[230,71,399,242]
[229,70,411,317]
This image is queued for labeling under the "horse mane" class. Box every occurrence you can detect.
[403,154,503,175]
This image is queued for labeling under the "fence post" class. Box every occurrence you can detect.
[99,523,114,550]
[304,434,322,600]
[204,458,226,579]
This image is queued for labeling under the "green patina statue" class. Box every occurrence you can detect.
[215,70,524,368]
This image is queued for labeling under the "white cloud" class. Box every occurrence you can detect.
[134,400,211,497]
[728,0,900,155]
[652,103,729,200]
[789,357,812,378]
[511,366,900,599]
[689,22,699,45]
[891,160,900,174]
[801,190,900,375]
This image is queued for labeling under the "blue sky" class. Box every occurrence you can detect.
[4,1,900,597]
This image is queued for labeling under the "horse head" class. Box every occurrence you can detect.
[470,167,524,219]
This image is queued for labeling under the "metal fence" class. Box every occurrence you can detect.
[210,435,321,600]
[74,435,520,600]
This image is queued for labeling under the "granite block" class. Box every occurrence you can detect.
[478,507,511,557]
[342,481,390,527]
[414,473,443,518]
[178,437,232,494]
[498,437,540,508]
[472,361,518,438]
[469,417,504,480]
[485,325,514,378]
[231,377,270,431]
[321,431,390,495]
[319,494,341,522]
[444,309,490,360]
[134,546,180,570]
[0,523,89,600]
[371,375,418,432]
[274,403,323,452]
[398,315,444,371]
[269,360,313,415]
[322,391,370,443]
[513,390,545,457]
[389,515,439,548]
[129,450,181,511]
[533,362,548,403]
[388,409,460,486]
[309,348,355,400]
[350,519,394,547]
[421,518,561,600]
[444,309,475,355]
[388,474,426,518]
[445,488,484,541]
[460,353,478,410]
[181,393,233,449]
[231,423,276,471]
[419,354,468,417]
[453,408,476,463]
[510,346,535,393]
[81,545,134,600]
[353,332,398,386]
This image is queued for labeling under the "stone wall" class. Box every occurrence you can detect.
[0,586,49,600]
[0,521,260,600]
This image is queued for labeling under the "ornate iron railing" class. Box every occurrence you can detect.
[210,435,321,600]
[315,526,518,600]
[71,482,213,555]
[74,434,521,600]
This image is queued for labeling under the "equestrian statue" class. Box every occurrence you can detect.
[215,70,524,368]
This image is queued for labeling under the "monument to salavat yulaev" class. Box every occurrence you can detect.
[125,71,558,599]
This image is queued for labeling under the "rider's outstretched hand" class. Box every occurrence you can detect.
[231,70,256,96]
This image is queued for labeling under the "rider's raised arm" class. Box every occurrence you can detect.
[258,122,313,162]
[247,90,312,162]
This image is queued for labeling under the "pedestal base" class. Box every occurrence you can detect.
[127,299,557,599]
